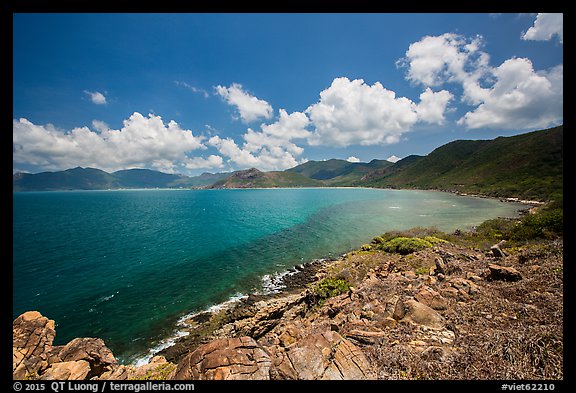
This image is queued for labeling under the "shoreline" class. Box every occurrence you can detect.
[126,190,536,366]
[132,256,340,366]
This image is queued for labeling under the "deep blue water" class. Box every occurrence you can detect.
[13,188,525,363]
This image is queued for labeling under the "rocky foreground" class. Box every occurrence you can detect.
[13,237,563,380]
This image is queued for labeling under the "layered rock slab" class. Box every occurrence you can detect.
[172,337,271,380]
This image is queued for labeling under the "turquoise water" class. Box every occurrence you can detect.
[13,188,525,363]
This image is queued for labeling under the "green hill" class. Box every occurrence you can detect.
[12,167,120,191]
[13,168,231,191]
[360,126,563,201]
[286,159,392,185]
[112,169,191,188]
[209,168,324,189]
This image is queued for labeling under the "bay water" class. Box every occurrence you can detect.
[13,188,525,363]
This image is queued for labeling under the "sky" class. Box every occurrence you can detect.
[12,13,563,176]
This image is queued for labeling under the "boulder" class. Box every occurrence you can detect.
[40,360,91,380]
[448,277,480,296]
[491,240,508,258]
[58,338,118,378]
[13,311,56,379]
[232,293,305,338]
[275,330,373,380]
[487,264,522,282]
[414,286,448,310]
[172,337,272,380]
[399,298,445,329]
[435,256,446,275]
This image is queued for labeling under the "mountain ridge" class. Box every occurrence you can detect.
[13,125,563,202]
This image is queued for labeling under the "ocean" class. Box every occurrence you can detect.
[13,188,526,364]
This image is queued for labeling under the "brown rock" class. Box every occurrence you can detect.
[40,360,91,380]
[278,324,303,348]
[172,337,271,380]
[491,240,507,258]
[401,299,445,329]
[232,293,305,338]
[440,287,459,299]
[58,338,118,378]
[487,264,523,282]
[278,330,373,380]
[435,256,446,275]
[392,297,406,320]
[13,311,56,379]
[346,329,387,345]
[448,277,480,295]
[414,286,448,310]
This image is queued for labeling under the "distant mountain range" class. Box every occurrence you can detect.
[12,167,229,192]
[13,125,563,201]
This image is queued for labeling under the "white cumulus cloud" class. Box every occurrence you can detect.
[415,88,454,125]
[457,60,563,130]
[13,112,212,173]
[386,155,401,163]
[207,108,311,172]
[346,156,360,163]
[305,77,451,147]
[215,83,273,123]
[184,155,225,170]
[522,13,563,43]
[398,33,490,91]
[84,90,107,105]
[400,33,563,130]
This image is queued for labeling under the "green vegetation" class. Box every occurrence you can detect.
[477,199,563,243]
[370,229,450,255]
[13,167,230,191]
[131,363,175,380]
[286,158,392,185]
[377,237,434,255]
[360,126,563,202]
[308,278,351,307]
[422,236,448,245]
[209,168,324,189]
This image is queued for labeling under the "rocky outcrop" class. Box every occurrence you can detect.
[414,286,448,310]
[13,311,56,379]
[40,360,91,380]
[272,330,373,380]
[56,338,118,378]
[487,263,523,281]
[172,337,271,380]
[12,311,119,380]
[491,240,508,258]
[395,298,445,329]
[98,356,174,380]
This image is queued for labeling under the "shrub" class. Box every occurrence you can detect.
[423,236,448,245]
[379,237,433,255]
[475,218,516,240]
[314,278,350,299]
[308,278,351,307]
[511,207,563,241]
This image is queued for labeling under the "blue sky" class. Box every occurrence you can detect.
[13,13,563,176]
